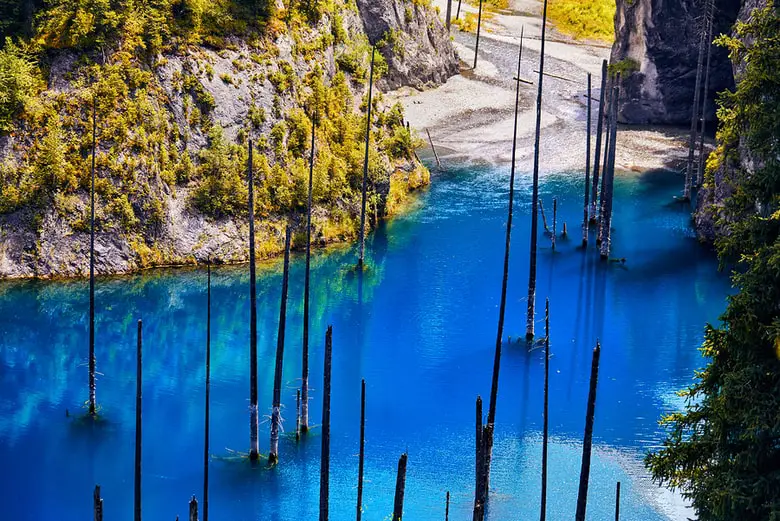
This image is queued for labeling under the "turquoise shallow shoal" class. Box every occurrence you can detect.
[0,166,730,521]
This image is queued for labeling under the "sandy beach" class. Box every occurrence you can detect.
[390,0,697,174]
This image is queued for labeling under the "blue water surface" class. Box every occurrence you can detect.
[0,166,731,521]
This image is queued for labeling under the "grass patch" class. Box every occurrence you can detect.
[547,0,616,42]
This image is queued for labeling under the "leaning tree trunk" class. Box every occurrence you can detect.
[270,226,292,465]
[600,84,620,260]
[484,39,524,503]
[583,73,592,246]
[135,320,143,521]
[540,299,550,521]
[319,326,333,521]
[526,0,550,340]
[590,60,607,223]
[392,453,408,521]
[358,47,376,269]
[575,342,602,521]
[203,263,211,521]
[684,11,708,200]
[696,0,715,188]
[88,97,97,417]
[248,141,259,461]
[302,114,316,434]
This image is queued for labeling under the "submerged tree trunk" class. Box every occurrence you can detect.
[94,485,103,521]
[526,0,550,340]
[590,61,607,223]
[189,497,198,521]
[445,491,450,521]
[135,320,143,521]
[600,84,620,260]
[319,326,333,521]
[552,198,557,250]
[684,12,708,200]
[203,263,211,521]
[302,118,316,433]
[88,98,97,417]
[356,379,366,521]
[697,0,715,188]
[615,481,621,521]
[392,453,408,521]
[248,140,259,461]
[583,73,592,245]
[270,226,292,465]
[539,199,550,234]
[575,342,602,521]
[358,47,376,269]
[540,299,550,521]
[473,0,484,69]
[473,396,483,521]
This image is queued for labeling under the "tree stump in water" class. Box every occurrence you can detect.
[575,343,602,521]
[93,485,103,521]
[319,326,333,521]
[392,453,408,521]
[189,496,198,521]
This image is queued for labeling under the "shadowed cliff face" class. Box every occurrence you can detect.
[356,0,459,90]
[610,0,741,125]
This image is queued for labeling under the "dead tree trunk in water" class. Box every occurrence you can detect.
[356,379,366,521]
[590,60,607,223]
[574,342,602,521]
[598,76,614,244]
[445,491,450,521]
[88,97,97,417]
[684,10,708,200]
[248,140,259,461]
[94,485,103,521]
[473,396,483,521]
[270,226,292,465]
[483,40,524,505]
[446,0,453,31]
[392,453,408,521]
[526,0,550,340]
[456,0,463,20]
[473,0,484,70]
[203,263,211,521]
[552,198,557,251]
[615,481,621,521]
[697,0,715,188]
[600,84,620,260]
[302,117,316,434]
[540,299,550,521]
[539,199,550,234]
[583,73,592,245]
[189,497,198,521]
[135,320,143,521]
[319,326,333,521]
[358,47,376,270]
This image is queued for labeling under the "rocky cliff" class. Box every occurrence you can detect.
[610,0,741,125]
[0,0,458,279]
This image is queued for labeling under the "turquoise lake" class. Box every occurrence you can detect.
[0,165,731,520]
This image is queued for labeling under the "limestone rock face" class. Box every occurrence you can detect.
[610,0,741,125]
[356,0,459,90]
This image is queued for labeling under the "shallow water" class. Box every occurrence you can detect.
[0,166,730,521]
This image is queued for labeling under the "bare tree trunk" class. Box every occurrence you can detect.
[302,117,316,433]
[392,453,408,521]
[551,198,557,251]
[203,263,211,521]
[684,11,708,200]
[539,199,550,234]
[583,73,592,245]
[600,84,620,260]
[526,0,549,340]
[358,47,376,269]
[597,77,614,245]
[270,226,292,465]
[319,326,333,521]
[574,342,602,521]
[93,485,103,521]
[615,481,621,521]
[483,40,524,504]
[356,379,366,521]
[248,140,259,461]
[445,491,450,521]
[590,61,607,223]
[456,0,462,20]
[296,389,301,441]
[189,496,198,521]
[697,0,715,188]
[446,0,452,30]
[473,0,484,69]
[540,299,550,521]
[88,97,97,417]
[135,320,142,521]
[473,395,483,521]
